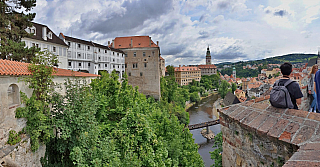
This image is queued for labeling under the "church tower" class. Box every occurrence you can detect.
[206,46,211,65]
[233,66,236,79]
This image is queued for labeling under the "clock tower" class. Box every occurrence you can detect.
[206,46,211,65]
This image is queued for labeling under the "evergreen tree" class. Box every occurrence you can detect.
[0,0,38,61]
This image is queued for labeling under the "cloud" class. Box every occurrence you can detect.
[273,10,287,17]
[213,44,247,60]
[199,14,210,22]
[198,31,210,39]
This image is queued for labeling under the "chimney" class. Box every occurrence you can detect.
[108,41,110,45]
[42,26,47,40]
[112,39,114,48]
[157,41,159,46]
[131,38,133,48]
[149,37,151,46]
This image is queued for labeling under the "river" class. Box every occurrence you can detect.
[188,94,221,167]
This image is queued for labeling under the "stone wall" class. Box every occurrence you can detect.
[219,96,320,167]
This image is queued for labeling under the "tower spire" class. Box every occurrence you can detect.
[206,46,211,65]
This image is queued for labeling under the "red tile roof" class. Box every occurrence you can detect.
[112,36,158,49]
[198,64,217,68]
[174,66,200,71]
[0,59,98,77]
[160,56,164,60]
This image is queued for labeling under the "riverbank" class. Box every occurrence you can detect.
[185,92,218,111]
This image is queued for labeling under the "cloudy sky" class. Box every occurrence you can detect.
[32,0,320,66]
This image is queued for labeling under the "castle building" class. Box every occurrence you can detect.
[174,65,201,86]
[59,33,125,77]
[111,36,161,100]
[22,22,68,69]
[197,46,217,76]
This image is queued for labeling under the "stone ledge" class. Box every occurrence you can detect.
[218,97,320,166]
[0,136,28,159]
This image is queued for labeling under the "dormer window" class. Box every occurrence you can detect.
[47,32,52,39]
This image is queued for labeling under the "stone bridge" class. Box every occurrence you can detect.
[219,95,320,167]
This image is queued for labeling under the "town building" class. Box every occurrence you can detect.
[0,59,99,166]
[174,65,201,86]
[22,22,68,69]
[59,33,125,77]
[111,36,161,100]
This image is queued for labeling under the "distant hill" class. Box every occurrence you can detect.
[215,53,317,68]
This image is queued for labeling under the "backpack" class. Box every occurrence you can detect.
[269,79,294,109]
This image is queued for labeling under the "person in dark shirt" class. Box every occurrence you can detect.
[273,62,303,109]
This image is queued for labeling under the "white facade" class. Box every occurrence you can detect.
[22,24,68,69]
[60,34,125,78]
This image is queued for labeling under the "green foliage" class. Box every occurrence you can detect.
[231,83,237,93]
[166,65,175,76]
[39,72,203,166]
[16,51,58,152]
[7,130,22,145]
[201,92,209,97]
[210,132,223,167]
[0,0,38,62]
[200,74,220,90]
[218,80,230,99]
[190,92,200,103]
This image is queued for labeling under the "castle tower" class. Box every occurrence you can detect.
[233,66,236,79]
[206,46,211,65]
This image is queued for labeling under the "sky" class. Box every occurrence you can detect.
[31,0,320,66]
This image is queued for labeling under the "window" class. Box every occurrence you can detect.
[125,54,128,57]
[78,44,81,48]
[99,49,100,52]
[79,63,82,66]
[122,54,124,57]
[152,51,155,56]
[32,43,35,47]
[36,44,39,48]
[99,57,101,60]
[133,63,138,68]
[88,46,90,50]
[113,65,115,68]
[88,63,90,66]
[113,58,115,62]
[144,59,146,61]
[68,42,71,46]
[125,64,127,68]
[129,72,131,76]
[53,46,56,52]
[144,63,147,68]
[133,52,136,57]
[78,53,81,57]
[113,52,114,55]
[99,64,101,67]
[105,50,107,53]
[140,72,143,76]
[118,65,119,68]
[31,29,35,34]
[105,64,107,67]
[117,53,119,56]
[68,62,71,66]
[48,32,52,39]
[8,84,19,106]
[143,52,146,57]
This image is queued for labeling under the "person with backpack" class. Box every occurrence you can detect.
[270,62,303,109]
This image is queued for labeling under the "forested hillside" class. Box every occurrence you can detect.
[217,53,316,78]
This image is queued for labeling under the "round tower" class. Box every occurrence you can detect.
[233,66,236,79]
[206,46,211,65]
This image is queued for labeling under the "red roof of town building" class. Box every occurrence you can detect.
[160,56,164,60]
[112,36,158,49]
[0,59,99,77]
[197,64,217,68]
[174,66,200,71]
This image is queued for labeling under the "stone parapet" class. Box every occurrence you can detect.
[219,98,320,167]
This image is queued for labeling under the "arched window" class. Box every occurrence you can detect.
[7,84,19,106]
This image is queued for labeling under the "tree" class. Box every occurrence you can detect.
[190,92,200,103]
[218,80,229,99]
[166,65,175,76]
[231,83,237,93]
[0,0,38,61]
[16,50,58,151]
[210,132,223,167]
